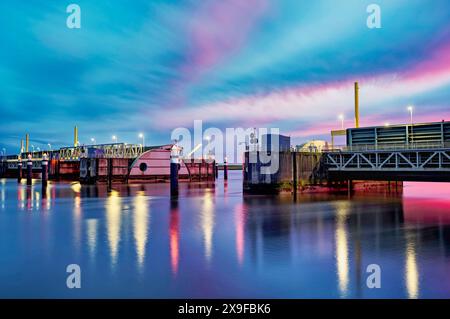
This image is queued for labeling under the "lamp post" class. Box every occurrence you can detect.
[407,106,414,124]
[407,105,415,145]
[90,138,96,145]
[139,133,145,148]
[112,135,117,143]
[338,114,344,130]
[48,143,52,151]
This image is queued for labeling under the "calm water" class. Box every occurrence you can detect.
[0,171,450,298]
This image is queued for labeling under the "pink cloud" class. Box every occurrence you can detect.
[182,0,269,78]
[153,40,450,132]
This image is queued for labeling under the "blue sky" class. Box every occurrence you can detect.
[1,0,450,154]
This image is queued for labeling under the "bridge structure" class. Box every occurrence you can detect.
[323,143,450,182]
[323,121,450,182]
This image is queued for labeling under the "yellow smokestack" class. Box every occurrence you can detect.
[25,134,29,153]
[74,126,78,147]
[354,82,360,128]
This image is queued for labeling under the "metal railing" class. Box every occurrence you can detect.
[325,142,450,152]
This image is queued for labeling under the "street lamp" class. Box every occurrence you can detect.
[338,114,344,130]
[407,105,414,124]
[31,145,35,152]
[138,133,145,147]
[90,137,96,145]
[112,135,117,143]
[48,143,52,151]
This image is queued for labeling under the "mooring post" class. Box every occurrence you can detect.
[215,162,218,179]
[347,179,353,197]
[26,154,32,186]
[107,158,113,191]
[224,157,228,181]
[17,157,22,183]
[292,152,297,194]
[41,153,48,187]
[170,145,179,197]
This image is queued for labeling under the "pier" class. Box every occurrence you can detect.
[0,135,216,185]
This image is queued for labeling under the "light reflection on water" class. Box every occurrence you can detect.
[335,201,349,298]
[0,175,449,298]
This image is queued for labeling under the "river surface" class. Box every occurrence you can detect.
[0,171,449,298]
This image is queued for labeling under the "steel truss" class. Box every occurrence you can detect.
[325,148,450,171]
[59,143,143,160]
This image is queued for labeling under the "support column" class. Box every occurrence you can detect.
[17,158,22,183]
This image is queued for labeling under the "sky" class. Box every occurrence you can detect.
[1,0,450,155]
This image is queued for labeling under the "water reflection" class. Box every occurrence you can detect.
[0,176,450,298]
[106,190,122,266]
[201,191,215,262]
[71,182,82,252]
[1,179,5,209]
[86,219,98,259]
[133,191,149,271]
[235,203,246,265]
[170,201,180,276]
[335,202,350,298]
[405,236,419,299]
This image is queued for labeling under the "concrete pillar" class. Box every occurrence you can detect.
[224,157,228,181]
[170,145,179,197]
[17,158,22,183]
[26,154,32,186]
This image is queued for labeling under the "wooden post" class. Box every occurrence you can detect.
[292,152,297,194]
[107,158,113,191]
